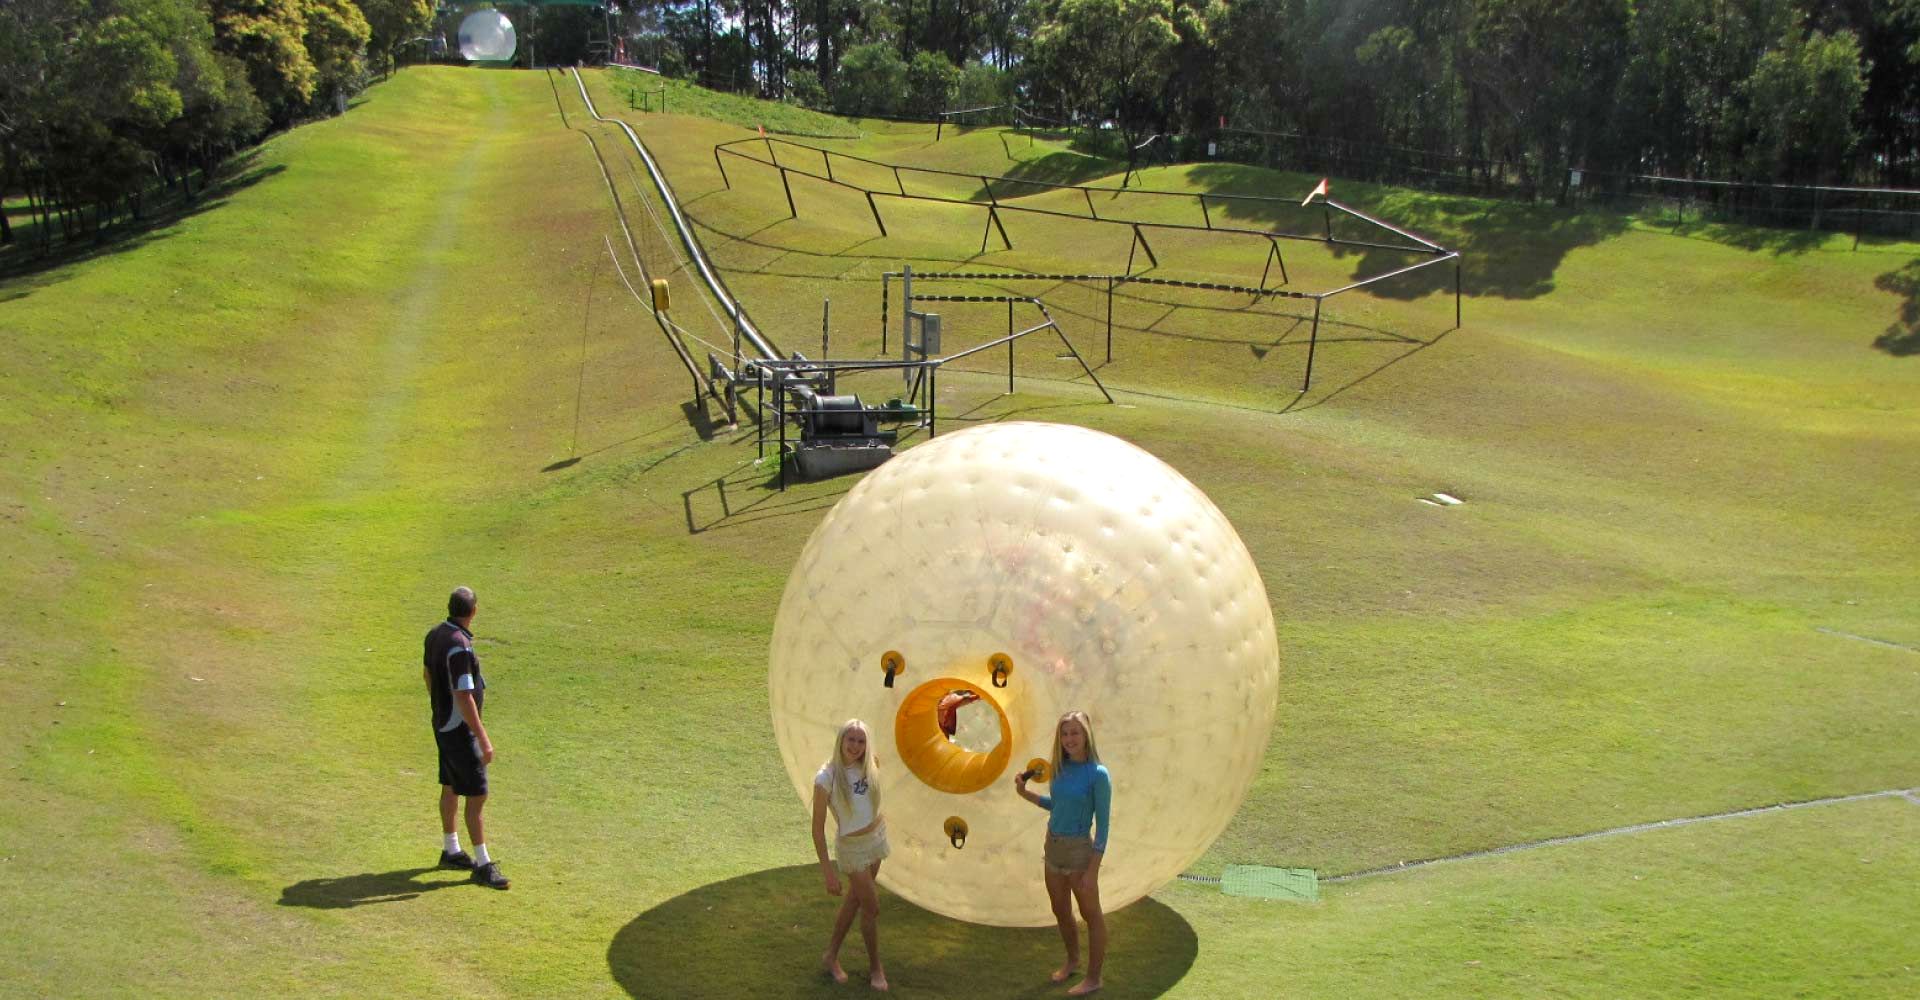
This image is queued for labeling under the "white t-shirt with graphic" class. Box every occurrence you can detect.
[815,763,875,831]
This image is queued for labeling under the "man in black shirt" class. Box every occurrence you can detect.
[425,586,509,889]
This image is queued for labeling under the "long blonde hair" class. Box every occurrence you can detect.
[823,718,881,823]
[1049,710,1100,778]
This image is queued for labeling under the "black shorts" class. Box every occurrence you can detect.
[435,726,488,796]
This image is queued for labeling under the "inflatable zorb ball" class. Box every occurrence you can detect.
[458,10,517,63]
[769,422,1279,926]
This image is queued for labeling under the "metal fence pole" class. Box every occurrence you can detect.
[1302,298,1322,393]
[1105,276,1114,363]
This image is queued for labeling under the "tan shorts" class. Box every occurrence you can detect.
[835,822,891,876]
[1044,834,1095,875]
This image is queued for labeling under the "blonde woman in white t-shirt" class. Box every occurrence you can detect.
[812,718,891,991]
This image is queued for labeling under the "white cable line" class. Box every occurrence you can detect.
[569,67,780,360]
[1308,787,1920,886]
[602,235,726,376]
[619,154,738,343]
[599,237,736,363]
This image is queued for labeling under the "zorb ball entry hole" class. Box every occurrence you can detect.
[894,673,1013,796]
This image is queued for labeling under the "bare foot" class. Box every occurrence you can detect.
[869,967,889,992]
[1050,961,1080,984]
[1066,978,1103,996]
[820,954,848,984]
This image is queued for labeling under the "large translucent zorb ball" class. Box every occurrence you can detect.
[769,422,1279,927]
[458,10,517,62]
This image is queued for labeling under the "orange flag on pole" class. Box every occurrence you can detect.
[1302,177,1330,207]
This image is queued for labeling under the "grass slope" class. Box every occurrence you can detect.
[0,65,1915,997]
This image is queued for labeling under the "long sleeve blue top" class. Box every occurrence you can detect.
[1037,758,1111,852]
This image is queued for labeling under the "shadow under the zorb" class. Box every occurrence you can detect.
[607,864,1199,1000]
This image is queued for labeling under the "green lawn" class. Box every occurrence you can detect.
[1,65,1916,997]
[607,69,860,138]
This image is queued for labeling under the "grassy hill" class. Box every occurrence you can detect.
[1,65,1916,998]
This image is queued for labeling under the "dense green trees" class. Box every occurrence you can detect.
[0,0,384,247]
[357,0,431,76]
[637,0,1920,192]
[8,0,1918,251]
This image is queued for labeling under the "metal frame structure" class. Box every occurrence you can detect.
[566,68,1119,488]
[740,289,1112,489]
[879,254,1459,394]
[713,134,1448,256]
[711,135,1462,391]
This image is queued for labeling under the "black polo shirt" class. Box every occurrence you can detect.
[425,620,486,732]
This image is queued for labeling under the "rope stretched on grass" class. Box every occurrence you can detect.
[1180,787,1920,891]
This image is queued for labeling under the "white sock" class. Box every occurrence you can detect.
[444,832,461,854]
[474,843,493,866]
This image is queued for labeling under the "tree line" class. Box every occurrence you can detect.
[645,0,1920,197]
[0,0,433,247]
[7,0,1918,251]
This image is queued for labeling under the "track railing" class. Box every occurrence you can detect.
[569,68,783,364]
[713,134,1450,257]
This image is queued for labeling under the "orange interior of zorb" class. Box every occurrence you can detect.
[893,677,1013,794]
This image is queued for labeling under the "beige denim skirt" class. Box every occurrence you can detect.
[835,821,891,875]
[1044,833,1095,875]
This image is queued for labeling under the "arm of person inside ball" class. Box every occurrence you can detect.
[1089,765,1111,867]
[449,647,492,763]
[811,784,843,896]
[1014,769,1052,810]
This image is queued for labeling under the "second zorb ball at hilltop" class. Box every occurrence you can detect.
[769,422,1279,927]
[457,10,517,62]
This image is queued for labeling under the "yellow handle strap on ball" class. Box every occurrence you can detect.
[988,652,1014,688]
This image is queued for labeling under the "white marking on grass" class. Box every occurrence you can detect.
[1433,492,1463,505]
[1814,627,1919,654]
[1312,788,1918,884]
[1416,498,1443,507]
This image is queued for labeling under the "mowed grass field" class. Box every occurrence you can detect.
[1,65,1916,998]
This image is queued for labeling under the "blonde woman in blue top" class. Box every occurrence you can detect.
[1015,710,1111,996]
[812,719,891,991]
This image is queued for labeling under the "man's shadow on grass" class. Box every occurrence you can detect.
[607,865,1197,1000]
[277,867,469,909]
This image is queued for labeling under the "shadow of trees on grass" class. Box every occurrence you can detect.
[984,148,1123,193]
[0,154,285,301]
[1679,220,1833,255]
[608,864,1198,1000]
[1177,164,1632,300]
[1874,259,1920,356]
